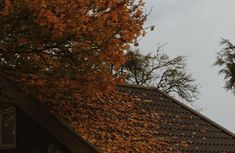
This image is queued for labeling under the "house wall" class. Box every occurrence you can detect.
[0,107,71,153]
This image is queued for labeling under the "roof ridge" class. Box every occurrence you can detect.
[119,83,235,139]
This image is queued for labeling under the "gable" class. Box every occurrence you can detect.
[0,76,100,153]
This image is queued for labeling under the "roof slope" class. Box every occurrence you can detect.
[118,84,235,153]
[47,83,235,153]
[0,75,174,153]
[1,73,235,153]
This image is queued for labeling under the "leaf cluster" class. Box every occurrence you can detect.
[0,0,147,100]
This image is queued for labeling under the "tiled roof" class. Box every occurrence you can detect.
[49,83,235,153]
[2,72,235,153]
[117,84,235,153]
[52,87,174,153]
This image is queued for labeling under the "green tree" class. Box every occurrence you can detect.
[119,46,199,102]
[215,39,235,94]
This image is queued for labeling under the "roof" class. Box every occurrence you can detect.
[117,84,235,153]
[0,75,101,153]
[1,74,235,153]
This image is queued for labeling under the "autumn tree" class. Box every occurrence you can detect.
[118,47,199,102]
[0,1,190,152]
[215,39,235,94]
[0,0,147,101]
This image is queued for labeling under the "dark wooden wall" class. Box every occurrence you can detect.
[0,107,71,153]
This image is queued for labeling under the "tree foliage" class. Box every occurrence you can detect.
[0,0,147,100]
[215,39,235,94]
[0,1,194,151]
[119,47,199,102]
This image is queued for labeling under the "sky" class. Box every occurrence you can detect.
[140,0,235,133]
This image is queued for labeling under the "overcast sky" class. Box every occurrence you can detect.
[140,0,235,133]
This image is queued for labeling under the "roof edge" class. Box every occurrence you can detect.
[50,109,103,153]
[119,83,235,138]
[0,75,102,153]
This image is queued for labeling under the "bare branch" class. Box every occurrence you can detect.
[121,47,200,102]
